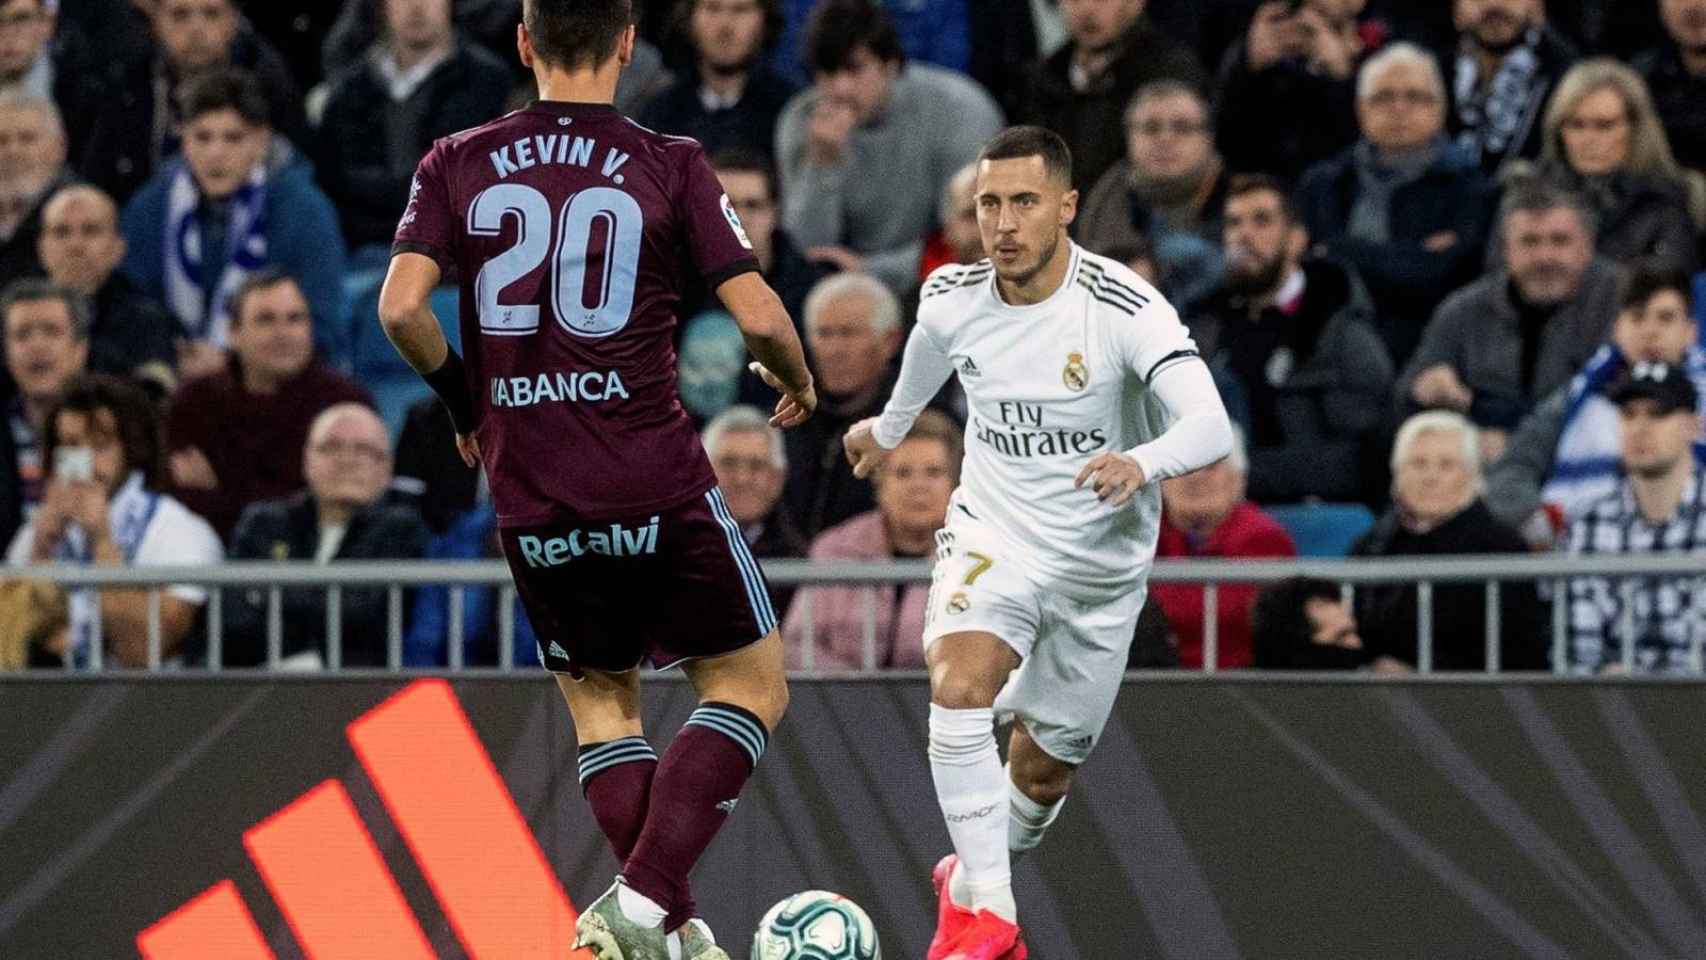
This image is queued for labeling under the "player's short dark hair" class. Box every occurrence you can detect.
[1618,259,1695,314]
[524,0,634,72]
[42,374,164,490]
[0,278,90,341]
[977,126,1073,188]
[227,267,305,328]
[708,147,779,203]
[177,68,271,128]
[1251,577,1342,668]
[1224,173,1300,226]
[803,0,904,75]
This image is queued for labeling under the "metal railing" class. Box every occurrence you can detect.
[10,553,1706,674]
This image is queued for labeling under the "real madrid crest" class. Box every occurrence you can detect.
[1062,352,1089,392]
[946,592,971,615]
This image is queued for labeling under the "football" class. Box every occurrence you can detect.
[749,890,882,960]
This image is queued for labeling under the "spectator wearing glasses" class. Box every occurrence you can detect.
[1078,80,1226,307]
[1298,42,1496,368]
[1567,361,1706,675]
[221,402,427,669]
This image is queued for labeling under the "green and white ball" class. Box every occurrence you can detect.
[750,890,882,960]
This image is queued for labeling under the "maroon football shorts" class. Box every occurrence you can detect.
[499,486,778,677]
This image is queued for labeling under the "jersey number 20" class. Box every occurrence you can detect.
[467,183,643,339]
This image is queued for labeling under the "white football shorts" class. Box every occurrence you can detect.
[922,508,1143,765]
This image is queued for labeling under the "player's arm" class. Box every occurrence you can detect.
[1078,358,1233,507]
[377,252,479,465]
[718,272,816,428]
[845,320,955,479]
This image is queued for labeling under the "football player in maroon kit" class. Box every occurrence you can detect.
[377,0,816,956]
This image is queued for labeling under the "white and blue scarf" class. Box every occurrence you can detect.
[164,161,270,345]
[1454,27,1545,168]
[1543,344,1706,522]
[54,472,160,668]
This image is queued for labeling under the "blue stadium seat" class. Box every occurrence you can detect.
[370,375,431,438]
[349,281,462,382]
[1264,502,1377,557]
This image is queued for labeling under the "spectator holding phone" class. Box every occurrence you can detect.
[5,374,222,668]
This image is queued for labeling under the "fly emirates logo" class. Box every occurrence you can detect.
[972,400,1107,458]
[490,369,630,408]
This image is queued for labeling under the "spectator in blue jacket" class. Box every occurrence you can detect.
[1297,42,1497,368]
[119,69,349,372]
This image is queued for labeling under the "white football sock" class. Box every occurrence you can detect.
[1008,772,1064,854]
[929,704,1016,923]
[615,877,667,927]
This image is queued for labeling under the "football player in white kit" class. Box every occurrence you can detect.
[843,126,1233,959]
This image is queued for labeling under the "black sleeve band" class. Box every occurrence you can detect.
[424,347,479,435]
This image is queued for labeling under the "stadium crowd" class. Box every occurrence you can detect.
[0,0,1703,675]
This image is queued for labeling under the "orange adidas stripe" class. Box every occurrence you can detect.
[347,680,581,957]
[244,779,435,959]
[136,879,275,960]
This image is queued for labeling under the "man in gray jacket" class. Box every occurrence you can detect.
[1187,174,1394,504]
[1397,180,1619,460]
[1485,262,1704,546]
[775,0,1001,295]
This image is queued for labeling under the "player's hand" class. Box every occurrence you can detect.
[843,417,887,480]
[807,99,856,165]
[454,432,481,469]
[1075,452,1147,507]
[748,362,816,428]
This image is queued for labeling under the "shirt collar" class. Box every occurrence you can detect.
[375,44,452,102]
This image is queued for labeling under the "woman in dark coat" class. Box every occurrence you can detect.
[1353,411,1548,671]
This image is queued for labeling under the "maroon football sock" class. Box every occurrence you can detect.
[622,702,767,930]
[577,737,657,860]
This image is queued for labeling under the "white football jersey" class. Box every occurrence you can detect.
[874,244,1202,600]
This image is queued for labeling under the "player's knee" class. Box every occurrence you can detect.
[929,661,1002,710]
[762,676,790,729]
[1012,762,1073,806]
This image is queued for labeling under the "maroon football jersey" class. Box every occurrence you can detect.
[394,101,759,525]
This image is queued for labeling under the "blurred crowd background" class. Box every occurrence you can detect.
[1,0,1703,676]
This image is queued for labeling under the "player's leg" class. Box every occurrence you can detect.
[928,629,1023,930]
[1005,719,1072,854]
[555,670,657,862]
[620,629,787,936]
[618,489,788,946]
